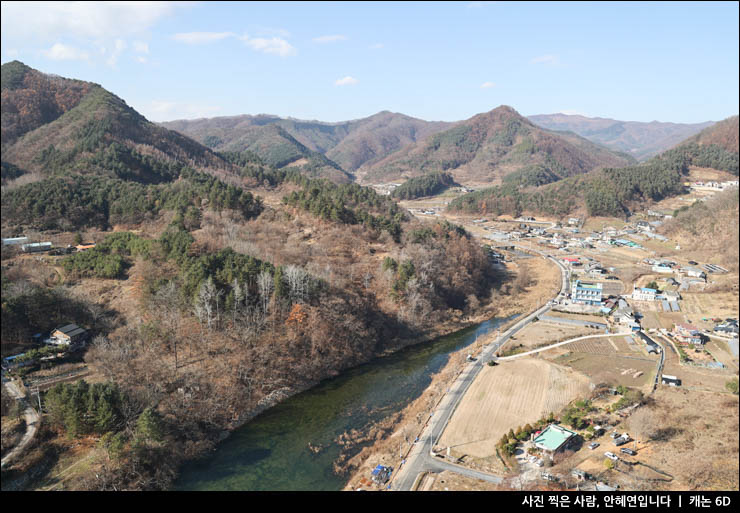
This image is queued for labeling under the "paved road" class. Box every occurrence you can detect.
[1,380,41,468]
[390,247,570,490]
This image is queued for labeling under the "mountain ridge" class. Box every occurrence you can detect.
[528,112,715,161]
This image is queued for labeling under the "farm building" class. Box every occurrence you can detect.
[680,267,707,280]
[631,287,658,301]
[532,424,578,458]
[661,375,681,386]
[49,324,88,347]
[2,236,28,246]
[636,331,661,354]
[652,264,673,274]
[21,241,52,253]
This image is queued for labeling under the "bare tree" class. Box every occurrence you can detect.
[194,277,222,331]
[257,270,274,314]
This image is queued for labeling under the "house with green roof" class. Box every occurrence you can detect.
[532,424,578,457]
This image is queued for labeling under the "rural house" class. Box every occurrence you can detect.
[49,324,88,347]
[631,287,658,301]
[673,323,703,345]
[532,424,578,459]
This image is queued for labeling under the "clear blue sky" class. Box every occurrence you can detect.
[2,1,738,124]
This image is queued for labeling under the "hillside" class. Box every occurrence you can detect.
[1,61,234,185]
[1,60,95,149]
[162,111,451,176]
[359,106,636,185]
[324,111,452,172]
[678,115,739,154]
[447,135,736,219]
[528,113,714,161]
[661,187,739,271]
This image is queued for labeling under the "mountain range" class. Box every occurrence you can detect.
[528,113,714,161]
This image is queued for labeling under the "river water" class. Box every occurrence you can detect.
[174,315,513,491]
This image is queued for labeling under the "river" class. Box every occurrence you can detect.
[174,315,513,491]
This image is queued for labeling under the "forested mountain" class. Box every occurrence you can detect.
[528,112,714,161]
[677,115,739,154]
[360,106,636,185]
[448,128,738,219]
[1,61,234,185]
[161,111,452,176]
[1,60,95,148]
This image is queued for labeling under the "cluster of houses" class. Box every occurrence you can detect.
[714,319,739,336]
[646,258,707,281]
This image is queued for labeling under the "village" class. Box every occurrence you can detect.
[349,181,739,492]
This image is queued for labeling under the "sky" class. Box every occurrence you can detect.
[1,1,738,124]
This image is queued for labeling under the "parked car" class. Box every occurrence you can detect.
[604,452,618,461]
[688,260,698,265]
[588,442,600,450]
[610,432,620,439]
[620,448,637,456]
[614,436,630,446]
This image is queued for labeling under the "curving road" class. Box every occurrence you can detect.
[390,245,571,490]
[1,379,40,468]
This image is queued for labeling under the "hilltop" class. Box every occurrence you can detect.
[359,106,636,185]
[1,61,234,185]
[677,115,739,154]
[528,112,714,161]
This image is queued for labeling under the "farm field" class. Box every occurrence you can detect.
[705,339,739,371]
[545,311,610,323]
[680,292,739,321]
[546,348,659,389]
[437,358,591,460]
[501,322,598,352]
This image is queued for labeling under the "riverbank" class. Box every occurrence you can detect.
[340,252,562,490]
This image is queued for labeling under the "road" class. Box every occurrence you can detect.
[1,379,41,468]
[390,245,571,490]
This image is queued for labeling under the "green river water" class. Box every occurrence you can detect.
[174,315,513,491]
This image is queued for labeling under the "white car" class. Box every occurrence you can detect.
[604,452,618,461]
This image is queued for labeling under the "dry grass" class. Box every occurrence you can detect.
[547,352,659,390]
[627,388,739,490]
[437,358,591,460]
[504,322,598,352]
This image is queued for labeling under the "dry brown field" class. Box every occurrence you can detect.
[437,358,592,460]
[545,311,609,323]
[681,292,739,321]
[547,351,659,389]
[624,388,738,490]
[504,322,597,351]
[419,470,504,491]
[704,339,739,372]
